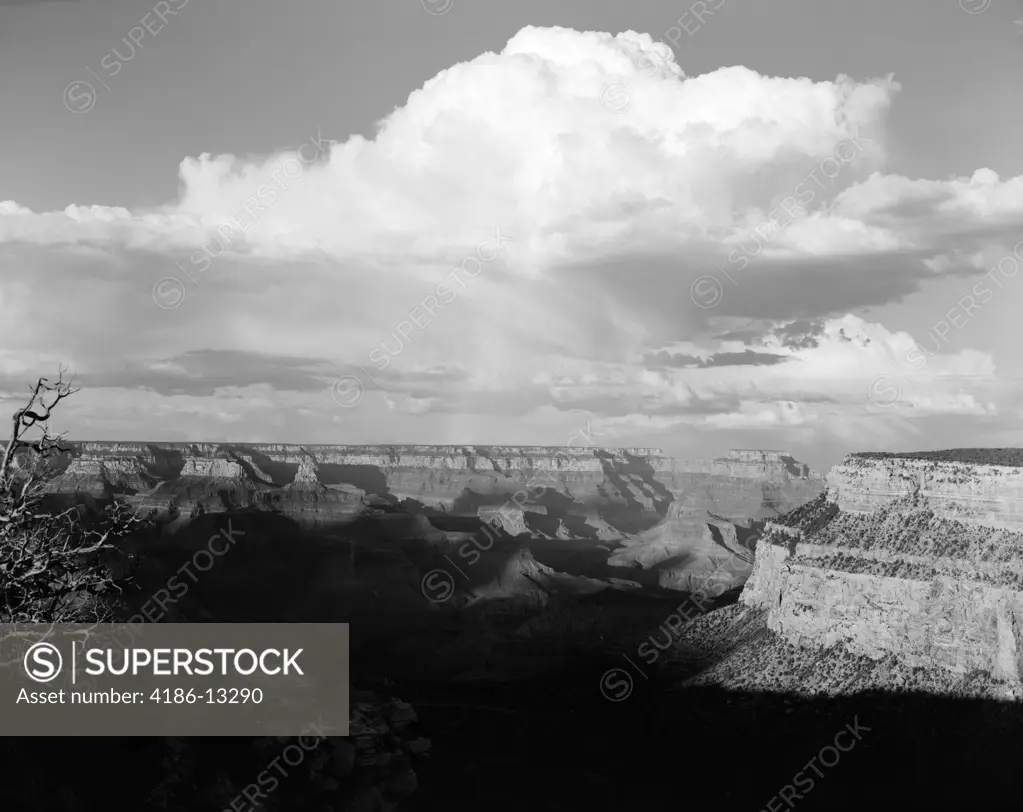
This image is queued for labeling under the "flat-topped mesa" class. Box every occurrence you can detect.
[828,450,1023,531]
[732,449,791,462]
[37,454,156,498]
[178,458,246,479]
[652,449,821,481]
[741,449,1023,697]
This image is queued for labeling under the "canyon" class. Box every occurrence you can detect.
[31,443,825,598]
[26,443,1023,698]
[10,443,1023,810]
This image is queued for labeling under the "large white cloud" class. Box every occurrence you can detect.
[1,27,902,266]
[3,24,1019,277]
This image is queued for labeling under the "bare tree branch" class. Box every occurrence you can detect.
[0,369,154,638]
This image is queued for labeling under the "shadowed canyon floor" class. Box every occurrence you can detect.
[5,508,1020,811]
[7,448,1023,809]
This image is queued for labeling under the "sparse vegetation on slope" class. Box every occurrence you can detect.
[773,491,839,534]
[796,496,1023,563]
[671,605,1018,701]
[788,553,1023,588]
[853,448,1023,466]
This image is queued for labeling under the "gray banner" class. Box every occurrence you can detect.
[0,623,349,736]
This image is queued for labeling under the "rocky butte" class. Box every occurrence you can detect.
[703,449,1023,699]
[25,443,824,594]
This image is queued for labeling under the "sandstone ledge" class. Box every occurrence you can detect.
[829,454,1023,531]
[742,519,1023,695]
[740,453,1023,694]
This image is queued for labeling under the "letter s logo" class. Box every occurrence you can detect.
[24,642,63,683]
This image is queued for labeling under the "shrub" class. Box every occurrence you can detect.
[0,371,153,626]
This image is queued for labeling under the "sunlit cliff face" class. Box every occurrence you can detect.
[742,453,1023,697]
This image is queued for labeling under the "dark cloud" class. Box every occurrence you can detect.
[713,328,762,344]
[861,190,959,223]
[774,319,824,350]
[381,365,470,385]
[714,319,824,351]
[644,349,791,368]
[68,350,338,397]
[423,382,748,422]
[555,247,932,345]
[548,390,744,419]
[643,351,704,367]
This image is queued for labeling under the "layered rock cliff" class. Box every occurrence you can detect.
[826,451,1023,531]
[28,443,821,527]
[738,451,1023,698]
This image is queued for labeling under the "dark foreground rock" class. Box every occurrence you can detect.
[0,689,429,811]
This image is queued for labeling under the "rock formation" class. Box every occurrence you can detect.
[340,691,430,811]
[29,443,821,530]
[607,449,822,591]
[20,443,823,602]
[610,506,757,591]
[736,450,1023,698]
[462,546,629,609]
[825,451,1023,530]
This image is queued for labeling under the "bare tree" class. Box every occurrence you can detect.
[0,369,153,626]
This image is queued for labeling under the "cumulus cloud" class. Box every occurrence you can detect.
[1,27,903,269]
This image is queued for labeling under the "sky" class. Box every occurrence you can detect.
[0,0,1021,473]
